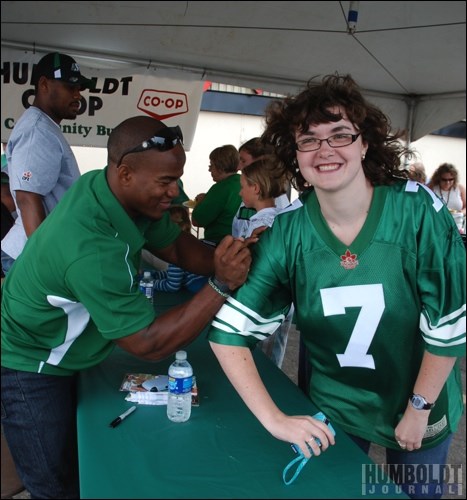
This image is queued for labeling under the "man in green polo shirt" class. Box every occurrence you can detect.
[1,116,253,499]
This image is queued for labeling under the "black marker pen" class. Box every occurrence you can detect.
[109,405,137,428]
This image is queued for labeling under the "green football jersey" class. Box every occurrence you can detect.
[1,168,181,375]
[209,181,466,449]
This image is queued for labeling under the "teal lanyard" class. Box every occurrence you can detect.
[282,411,336,485]
[282,449,310,485]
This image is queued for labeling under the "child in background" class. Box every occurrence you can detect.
[237,156,288,238]
[239,156,292,367]
[233,138,290,238]
[152,206,208,293]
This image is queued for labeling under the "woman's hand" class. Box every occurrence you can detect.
[266,412,336,458]
[394,403,430,451]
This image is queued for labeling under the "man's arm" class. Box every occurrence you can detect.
[115,236,253,360]
[15,190,46,236]
[152,230,216,276]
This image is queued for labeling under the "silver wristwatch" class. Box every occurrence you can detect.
[410,393,435,410]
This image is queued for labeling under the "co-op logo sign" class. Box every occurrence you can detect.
[137,89,188,120]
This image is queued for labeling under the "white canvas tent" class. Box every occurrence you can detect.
[1,0,465,142]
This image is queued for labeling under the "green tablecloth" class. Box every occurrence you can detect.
[77,291,407,499]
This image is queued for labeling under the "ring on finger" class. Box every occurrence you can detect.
[397,440,407,449]
[307,436,315,444]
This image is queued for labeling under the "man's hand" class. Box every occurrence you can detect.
[213,235,253,290]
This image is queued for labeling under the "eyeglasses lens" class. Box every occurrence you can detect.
[116,126,183,167]
[149,126,183,152]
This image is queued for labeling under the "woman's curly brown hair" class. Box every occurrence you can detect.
[261,74,411,192]
[429,163,460,190]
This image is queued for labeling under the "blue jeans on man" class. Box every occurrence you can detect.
[1,367,80,498]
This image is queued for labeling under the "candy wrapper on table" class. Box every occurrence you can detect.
[119,372,199,406]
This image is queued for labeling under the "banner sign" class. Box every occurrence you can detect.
[1,47,204,150]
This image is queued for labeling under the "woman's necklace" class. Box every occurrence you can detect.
[441,188,451,206]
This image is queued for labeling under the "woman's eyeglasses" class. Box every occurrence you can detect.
[116,126,183,167]
[295,133,361,152]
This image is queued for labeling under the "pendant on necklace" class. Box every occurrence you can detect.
[340,249,359,270]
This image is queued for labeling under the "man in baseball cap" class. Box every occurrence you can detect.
[2,52,93,277]
[31,51,94,90]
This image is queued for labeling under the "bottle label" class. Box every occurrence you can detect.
[140,284,153,299]
[168,375,193,394]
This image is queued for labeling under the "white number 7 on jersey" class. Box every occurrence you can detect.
[320,284,385,369]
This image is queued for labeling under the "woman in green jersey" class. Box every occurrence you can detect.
[208,74,465,499]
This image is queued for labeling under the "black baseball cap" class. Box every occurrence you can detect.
[31,52,93,90]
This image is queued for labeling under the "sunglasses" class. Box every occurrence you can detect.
[116,126,183,167]
[440,178,454,182]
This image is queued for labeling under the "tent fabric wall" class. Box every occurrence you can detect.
[1,1,466,141]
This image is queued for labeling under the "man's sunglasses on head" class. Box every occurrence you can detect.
[116,126,183,167]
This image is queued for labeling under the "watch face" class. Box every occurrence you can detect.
[411,394,434,410]
[412,395,424,409]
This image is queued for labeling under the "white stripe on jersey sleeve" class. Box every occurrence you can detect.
[420,304,466,347]
[211,296,285,341]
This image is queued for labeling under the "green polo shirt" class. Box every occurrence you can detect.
[1,168,181,375]
[191,174,241,243]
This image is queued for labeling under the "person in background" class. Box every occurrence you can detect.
[237,136,273,170]
[234,139,295,368]
[238,156,291,367]
[234,140,294,368]
[236,156,287,238]
[191,145,242,246]
[1,144,16,222]
[232,137,290,238]
[428,162,466,215]
[1,144,15,211]
[1,147,16,281]
[1,116,253,499]
[1,52,93,276]
[151,205,208,293]
[407,161,427,184]
[207,74,465,499]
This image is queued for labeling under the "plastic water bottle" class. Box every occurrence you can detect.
[139,271,154,304]
[167,351,193,423]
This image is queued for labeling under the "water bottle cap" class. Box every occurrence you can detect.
[143,271,152,278]
[175,350,187,360]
